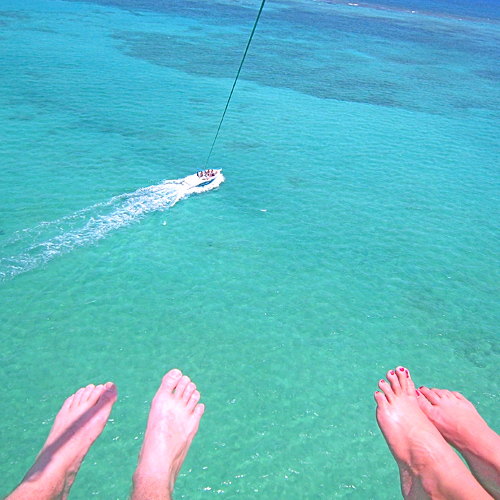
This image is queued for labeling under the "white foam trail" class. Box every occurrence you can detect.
[0,172,224,281]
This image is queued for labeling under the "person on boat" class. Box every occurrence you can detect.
[375,366,500,499]
[5,369,204,500]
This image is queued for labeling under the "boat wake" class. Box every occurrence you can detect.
[0,171,224,281]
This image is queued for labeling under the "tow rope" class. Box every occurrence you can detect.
[204,0,267,168]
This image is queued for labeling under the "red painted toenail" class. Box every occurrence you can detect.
[380,379,385,384]
[419,386,424,389]
[399,367,405,371]
[390,370,395,375]
[415,390,420,396]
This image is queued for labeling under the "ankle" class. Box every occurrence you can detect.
[413,454,465,495]
[132,468,174,498]
[7,474,66,500]
[462,427,500,459]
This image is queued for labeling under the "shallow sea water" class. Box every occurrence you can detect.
[0,0,499,498]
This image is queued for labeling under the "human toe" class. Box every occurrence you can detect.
[387,369,404,395]
[161,369,183,394]
[181,382,197,404]
[100,382,117,402]
[378,378,396,403]
[61,393,76,412]
[174,375,191,399]
[374,389,389,408]
[94,382,117,410]
[187,390,201,412]
[71,386,88,408]
[395,366,414,394]
[432,389,453,398]
[80,384,98,404]
[418,387,442,405]
[194,402,205,418]
[84,384,106,406]
[416,390,435,415]
[405,369,417,394]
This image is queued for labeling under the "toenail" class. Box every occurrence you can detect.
[380,379,385,384]
[415,390,420,396]
[390,370,395,375]
[405,369,409,377]
[399,367,405,371]
[419,386,424,389]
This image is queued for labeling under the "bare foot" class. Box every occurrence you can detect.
[131,368,205,500]
[418,387,500,499]
[7,382,117,500]
[375,366,492,500]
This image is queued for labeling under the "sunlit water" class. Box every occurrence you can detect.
[0,0,499,498]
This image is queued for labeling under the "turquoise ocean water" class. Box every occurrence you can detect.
[1,0,499,497]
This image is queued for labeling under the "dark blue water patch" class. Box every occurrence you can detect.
[64,0,261,24]
[112,28,249,79]
[63,0,500,22]
[476,68,500,82]
[65,0,500,60]
[112,30,499,116]
[355,0,500,22]
[268,3,500,58]
[0,10,31,20]
[65,0,500,114]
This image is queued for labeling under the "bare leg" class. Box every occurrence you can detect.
[131,368,205,500]
[6,382,117,500]
[418,387,500,499]
[375,366,492,500]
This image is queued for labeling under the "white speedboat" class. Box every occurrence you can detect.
[182,169,224,193]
